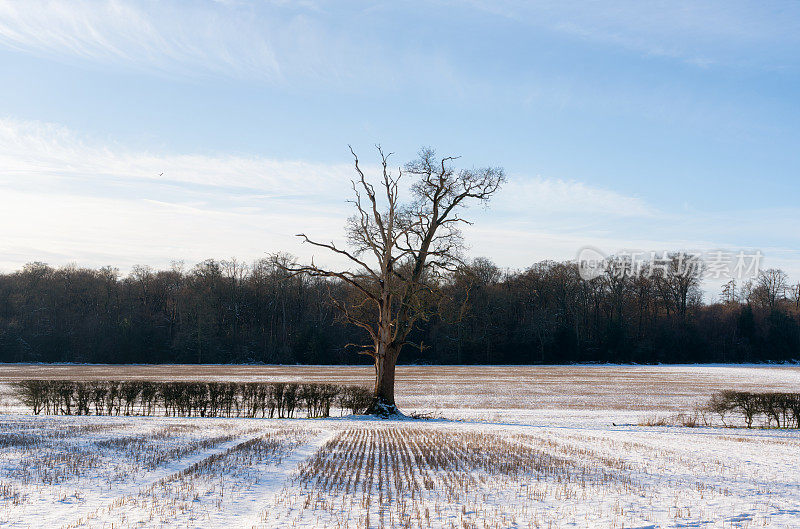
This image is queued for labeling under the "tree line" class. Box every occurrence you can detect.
[0,257,797,365]
[13,379,373,417]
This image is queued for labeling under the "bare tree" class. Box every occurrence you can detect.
[277,146,504,415]
[757,268,788,310]
[720,279,737,304]
[653,253,704,320]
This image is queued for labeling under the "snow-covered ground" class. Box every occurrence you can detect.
[1,365,799,528]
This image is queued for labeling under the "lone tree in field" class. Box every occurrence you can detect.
[279,146,504,415]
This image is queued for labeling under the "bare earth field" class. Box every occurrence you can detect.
[1,364,799,528]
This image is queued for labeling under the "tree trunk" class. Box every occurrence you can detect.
[369,344,400,416]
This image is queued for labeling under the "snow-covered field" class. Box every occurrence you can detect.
[1,364,799,528]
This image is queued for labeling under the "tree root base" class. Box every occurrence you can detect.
[365,398,403,418]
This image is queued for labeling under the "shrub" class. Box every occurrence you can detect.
[337,385,373,415]
[12,380,372,419]
[704,391,800,429]
[13,380,48,415]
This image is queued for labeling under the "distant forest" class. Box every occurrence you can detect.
[0,257,798,365]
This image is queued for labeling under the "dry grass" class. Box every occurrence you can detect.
[0,419,258,489]
[256,426,646,528]
[250,423,795,528]
[2,364,799,528]
[63,425,312,529]
[0,416,793,527]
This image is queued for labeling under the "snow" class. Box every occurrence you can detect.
[1,365,799,528]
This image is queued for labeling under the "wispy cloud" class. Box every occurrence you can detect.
[2,118,799,289]
[5,1,796,80]
[465,0,800,69]
[0,118,353,198]
[0,118,357,270]
[0,1,437,88]
[0,118,676,273]
[495,177,653,218]
[0,1,284,80]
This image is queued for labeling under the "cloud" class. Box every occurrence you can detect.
[2,117,799,290]
[0,118,353,198]
[5,1,796,78]
[0,1,431,89]
[0,1,283,80]
[0,118,357,271]
[495,177,653,218]
[0,118,665,271]
[462,0,800,70]
[5,0,793,97]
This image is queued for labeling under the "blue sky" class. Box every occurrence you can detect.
[0,1,798,295]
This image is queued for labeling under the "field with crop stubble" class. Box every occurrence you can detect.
[1,364,800,528]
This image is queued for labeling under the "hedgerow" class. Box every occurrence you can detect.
[12,380,373,418]
[705,390,800,428]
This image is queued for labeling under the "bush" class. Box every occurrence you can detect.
[705,391,800,429]
[12,380,48,415]
[12,380,372,419]
[337,385,373,415]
